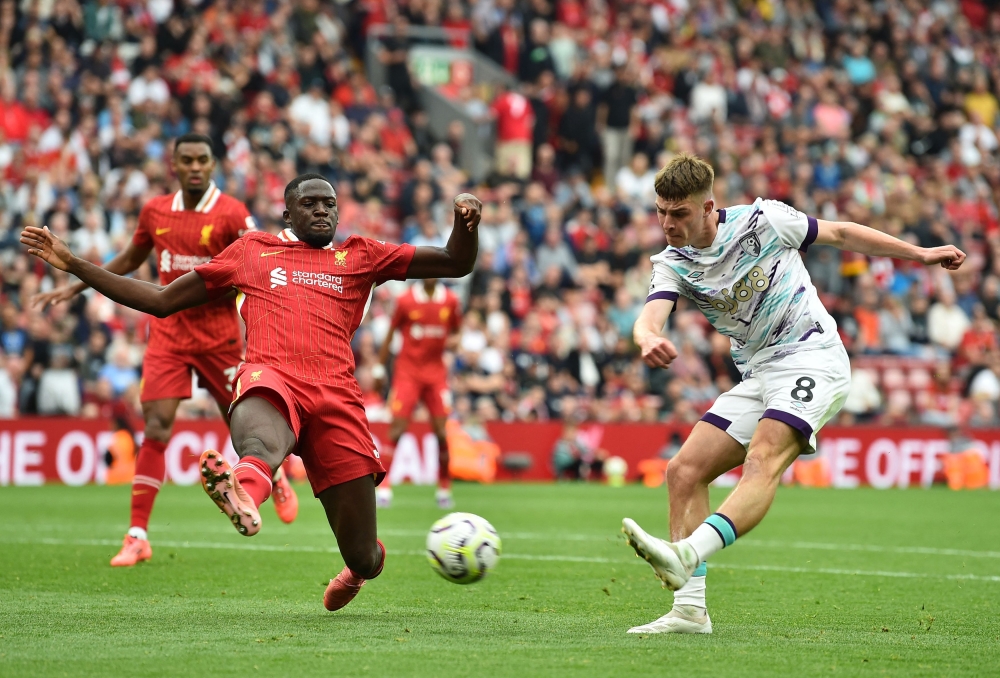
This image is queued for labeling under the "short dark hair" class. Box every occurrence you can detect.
[173,133,215,157]
[284,173,335,203]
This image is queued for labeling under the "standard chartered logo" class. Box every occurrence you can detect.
[159,250,209,274]
[270,267,287,289]
[291,271,343,292]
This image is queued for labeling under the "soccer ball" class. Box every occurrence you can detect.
[426,512,502,584]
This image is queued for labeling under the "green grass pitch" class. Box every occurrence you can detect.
[1,482,999,677]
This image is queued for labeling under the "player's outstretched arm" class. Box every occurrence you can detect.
[634,298,679,369]
[814,219,965,271]
[30,239,153,310]
[21,226,209,318]
[406,194,482,279]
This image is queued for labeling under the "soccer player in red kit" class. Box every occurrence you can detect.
[31,134,299,567]
[373,278,461,509]
[22,174,481,611]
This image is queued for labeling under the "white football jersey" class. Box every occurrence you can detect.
[647,198,841,375]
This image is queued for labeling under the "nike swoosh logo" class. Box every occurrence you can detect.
[155,228,171,235]
[260,251,282,257]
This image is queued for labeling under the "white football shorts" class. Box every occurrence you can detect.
[701,344,851,452]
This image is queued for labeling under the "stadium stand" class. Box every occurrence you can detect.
[1,0,999,430]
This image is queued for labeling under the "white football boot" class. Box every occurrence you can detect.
[622,518,699,590]
[627,606,712,634]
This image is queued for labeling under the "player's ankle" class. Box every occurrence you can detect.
[127,526,148,540]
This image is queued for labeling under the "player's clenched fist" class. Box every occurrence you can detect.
[638,335,678,369]
[21,226,75,272]
[920,245,966,271]
[454,193,482,231]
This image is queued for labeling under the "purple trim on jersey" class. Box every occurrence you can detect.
[799,216,818,252]
[646,291,679,304]
[799,327,821,342]
[718,209,726,224]
[761,408,813,440]
[701,412,731,431]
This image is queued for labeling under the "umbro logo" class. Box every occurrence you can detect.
[688,271,704,280]
[270,267,287,289]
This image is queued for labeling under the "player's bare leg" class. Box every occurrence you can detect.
[200,397,295,536]
[431,415,453,509]
[625,422,745,634]
[318,474,385,611]
[375,415,410,509]
[111,398,180,567]
[625,419,805,600]
[712,419,804,535]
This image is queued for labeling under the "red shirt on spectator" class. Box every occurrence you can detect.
[492,92,535,143]
[0,98,30,142]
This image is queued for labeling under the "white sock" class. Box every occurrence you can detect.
[673,575,706,609]
[127,527,148,540]
[682,523,726,562]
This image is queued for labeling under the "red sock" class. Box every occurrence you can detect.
[233,456,273,506]
[130,439,167,532]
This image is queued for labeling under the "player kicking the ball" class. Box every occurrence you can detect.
[31,134,298,567]
[22,174,481,611]
[624,154,965,634]
[373,278,462,509]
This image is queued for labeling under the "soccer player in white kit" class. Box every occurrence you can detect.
[623,154,966,634]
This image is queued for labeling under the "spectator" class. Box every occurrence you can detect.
[98,342,139,399]
[37,345,81,415]
[289,79,333,147]
[552,421,603,480]
[557,87,598,175]
[535,226,578,286]
[928,289,972,351]
[598,65,639,185]
[615,152,657,207]
[491,83,535,181]
[0,353,16,418]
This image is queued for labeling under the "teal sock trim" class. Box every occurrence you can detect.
[692,562,707,577]
[704,513,737,547]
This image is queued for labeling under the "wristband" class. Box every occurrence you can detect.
[371,363,386,380]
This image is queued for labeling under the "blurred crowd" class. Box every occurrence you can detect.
[1,0,1000,430]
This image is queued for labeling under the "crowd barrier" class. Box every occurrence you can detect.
[1,418,998,489]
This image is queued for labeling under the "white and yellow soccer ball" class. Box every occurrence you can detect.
[426,512,502,584]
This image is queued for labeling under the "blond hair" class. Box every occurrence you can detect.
[654,153,715,202]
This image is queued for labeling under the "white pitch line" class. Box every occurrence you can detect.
[4,537,1000,582]
[7,531,1000,560]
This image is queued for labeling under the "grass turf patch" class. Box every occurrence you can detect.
[1,483,998,677]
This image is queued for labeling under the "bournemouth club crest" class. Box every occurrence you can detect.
[738,232,761,257]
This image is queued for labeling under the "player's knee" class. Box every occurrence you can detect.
[237,437,283,472]
[741,450,782,483]
[143,416,173,443]
[666,455,705,491]
[343,543,382,579]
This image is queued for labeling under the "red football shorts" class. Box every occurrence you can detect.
[230,363,385,496]
[388,370,451,420]
[140,345,242,408]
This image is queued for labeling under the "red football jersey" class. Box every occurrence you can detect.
[195,228,415,386]
[133,183,255,353]
[491,92,535,142]
[391,282,461,378]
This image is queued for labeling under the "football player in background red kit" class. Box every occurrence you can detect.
[22,174,481,612]
[31,134,298,568]
[373,278,462,509]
